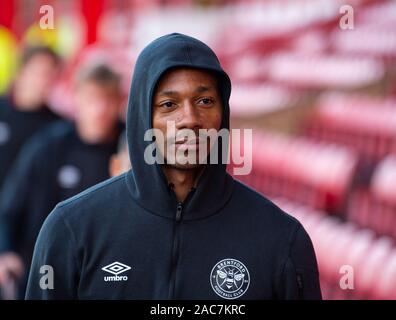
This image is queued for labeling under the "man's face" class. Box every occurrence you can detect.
[75,81,120,144]
[15,54,59,107]
[152,68,222,169]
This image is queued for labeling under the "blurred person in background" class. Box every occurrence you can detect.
[0,46,62,190]
[0,64,124,299]
[109,130,131,178]
[0,26,18,95]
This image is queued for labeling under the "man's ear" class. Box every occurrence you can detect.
[109,155,121,177]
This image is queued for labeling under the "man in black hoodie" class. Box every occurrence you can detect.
[0,64,123,298]
[25,33,322,300]
[0,47,61,299]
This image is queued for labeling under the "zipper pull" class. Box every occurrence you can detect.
[176,202,183,222]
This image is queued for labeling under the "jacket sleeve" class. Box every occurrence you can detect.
[25,206,80,300]
[0,138,38,253]
[0,123,66,253]
[277,222,322,300]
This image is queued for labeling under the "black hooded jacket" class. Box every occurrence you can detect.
[25,33,322,300]
[0,122,120,268]
[0,96,60,189]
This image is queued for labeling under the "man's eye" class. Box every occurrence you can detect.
[161,102,175,108]
[198,98,214,105]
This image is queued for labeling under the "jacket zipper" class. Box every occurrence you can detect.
[168,201,183,299]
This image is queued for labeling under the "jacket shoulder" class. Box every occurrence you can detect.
[231,178,301,231]
[56,173,127,211]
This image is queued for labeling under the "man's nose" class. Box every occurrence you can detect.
[95,101,110,114]
[177,101,201,129]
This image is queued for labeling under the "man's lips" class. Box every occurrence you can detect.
[174,137,207,150]
[175,137,203,144]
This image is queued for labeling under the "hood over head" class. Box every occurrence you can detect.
[126,33,234,220]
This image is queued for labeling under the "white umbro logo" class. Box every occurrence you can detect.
[102,262,131,282]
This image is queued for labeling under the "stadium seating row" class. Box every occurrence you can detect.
[273,197,396,300]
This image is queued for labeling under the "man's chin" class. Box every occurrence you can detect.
[165,162,203,171]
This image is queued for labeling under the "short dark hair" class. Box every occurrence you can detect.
[75,64,121,91]
[21,46,61,67]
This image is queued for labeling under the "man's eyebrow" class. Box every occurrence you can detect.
[156,85,215,97]
[157,90,179,97]
[195,85,214,93]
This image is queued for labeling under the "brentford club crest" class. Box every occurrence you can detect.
[210,258,250,300]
